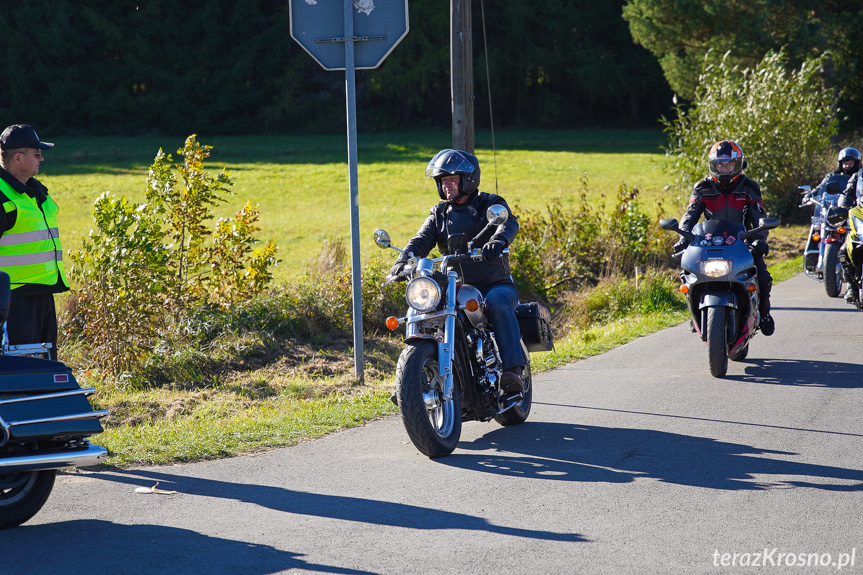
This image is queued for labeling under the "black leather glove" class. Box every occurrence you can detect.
[482,240,505,261]
[672,239,689,254]
[748,240,769,257]
[390,260,407,278]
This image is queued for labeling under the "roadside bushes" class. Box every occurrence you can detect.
[664,50,839,217]
[510,178,675,301]
[64,136,279,376]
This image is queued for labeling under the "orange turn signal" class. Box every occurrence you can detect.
[385,316,400,330]
[679,284,689,294]
[839,227,847,234]
[747,282,757,293]
[464,298,479,312]
[812,234,821,242]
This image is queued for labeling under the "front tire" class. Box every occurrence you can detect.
[0,470,56,529]
[825,243,843,297]
[706,306,729,378]
[396,340,462,458]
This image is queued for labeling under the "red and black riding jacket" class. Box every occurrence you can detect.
[679,175,769,242]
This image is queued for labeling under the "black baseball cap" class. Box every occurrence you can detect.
[0,124,54,150]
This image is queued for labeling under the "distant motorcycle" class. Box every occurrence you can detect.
[0,272,108,529]
[799,174,850,297]
[660,216,780,378]
[375,205,553,458]
[829,201,863,310]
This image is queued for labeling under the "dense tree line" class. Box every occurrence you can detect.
[623,0,863,129]
[0,1,672,136]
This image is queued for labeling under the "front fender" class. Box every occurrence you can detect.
[699,292,738,309]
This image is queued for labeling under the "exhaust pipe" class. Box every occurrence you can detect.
[0,443,108,473]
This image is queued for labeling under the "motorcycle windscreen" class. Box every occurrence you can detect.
[692,219,746,238]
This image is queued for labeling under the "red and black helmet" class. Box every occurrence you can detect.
[708,140,745,186]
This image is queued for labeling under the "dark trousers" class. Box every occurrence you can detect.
[754,254,772,315]
[6,293,58,360]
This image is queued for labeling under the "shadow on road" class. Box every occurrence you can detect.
[82,469,585,543]
[441,422,863,491]
[0,519,367,575]
[724,358,863,387]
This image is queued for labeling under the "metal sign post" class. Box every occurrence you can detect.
[290,1,409,382]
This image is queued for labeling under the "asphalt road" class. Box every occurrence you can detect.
[3,273,863,575]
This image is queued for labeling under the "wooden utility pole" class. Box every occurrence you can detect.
[451,0,474,153]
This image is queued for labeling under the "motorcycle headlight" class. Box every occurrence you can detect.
[700,259,732,278]
[854,217,863,241]
[405,277,441,313]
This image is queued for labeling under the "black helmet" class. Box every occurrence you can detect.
[425,149,480,200]
[708,140,745,186]
[838,147,861,175]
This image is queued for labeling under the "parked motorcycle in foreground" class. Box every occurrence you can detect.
[0,272,108,529]
[375,205,553,458]
[659,216,780,378]
[799,175,849,297]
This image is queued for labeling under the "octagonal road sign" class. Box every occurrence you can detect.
[290,0,409,71]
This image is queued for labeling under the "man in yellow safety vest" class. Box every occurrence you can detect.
[0,124,68,360]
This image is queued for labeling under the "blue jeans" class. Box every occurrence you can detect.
[480,283,523,370]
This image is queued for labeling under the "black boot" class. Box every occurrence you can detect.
[501,366,524,395]
[759,313,775,336]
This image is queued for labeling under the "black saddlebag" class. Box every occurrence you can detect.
[0,355,105,441]
[515,302,554,352]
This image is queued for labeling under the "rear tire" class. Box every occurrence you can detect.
[396,340,462,458]
[825,243,843,297]
[495,342,533,426]
[0,470,56,529]
[706,306,728,378]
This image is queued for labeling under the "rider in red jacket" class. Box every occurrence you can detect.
[675,140,775,336]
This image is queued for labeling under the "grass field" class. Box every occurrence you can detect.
[41,129,676,283]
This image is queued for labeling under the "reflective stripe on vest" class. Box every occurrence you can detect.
[0,178,68,289]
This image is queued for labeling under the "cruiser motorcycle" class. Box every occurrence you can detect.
[375,205,553,458]
[799,175,849,297]
[660,216,780,378]
[0,272,108,529]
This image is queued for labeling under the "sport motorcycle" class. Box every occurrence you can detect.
[659,216,780,378]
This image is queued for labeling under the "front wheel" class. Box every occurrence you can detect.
[0,470,56,529]
[494,341,533,426]
[706,306,729,378]
[396,340,462,458]
[824,243,843,297]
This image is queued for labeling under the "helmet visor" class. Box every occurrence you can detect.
[425,150,476,179]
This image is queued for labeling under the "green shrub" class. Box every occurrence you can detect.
[66,136,279,376]
[663,50,839,216]
[511,177,674,300]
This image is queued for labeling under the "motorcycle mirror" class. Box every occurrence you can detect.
[658,218,679,231]
[827,208,849,226]
[825,182,843,195]
[486,204,509,225]
[798,185,811,193]
[373,229,391,249]
[757,217,781,231]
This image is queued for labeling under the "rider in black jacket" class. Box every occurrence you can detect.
[837,148,863,303]
[390,149,525,394]
[674,140,775,335]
